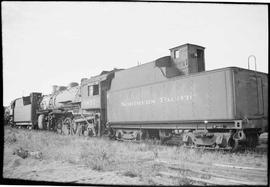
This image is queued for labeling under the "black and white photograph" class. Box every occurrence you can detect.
[2,1,268,186]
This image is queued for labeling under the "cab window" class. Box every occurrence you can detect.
[87,84,99,96]
[93,84,99,95]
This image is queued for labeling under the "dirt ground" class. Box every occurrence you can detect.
[3,126,268,185]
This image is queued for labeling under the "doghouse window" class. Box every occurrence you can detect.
[174,50,180,59]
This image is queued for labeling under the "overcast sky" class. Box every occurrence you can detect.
[2,2,268,106]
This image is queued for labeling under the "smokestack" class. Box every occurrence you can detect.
[52,85,58,94]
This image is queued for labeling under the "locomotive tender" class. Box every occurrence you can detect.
[9,43,268,150]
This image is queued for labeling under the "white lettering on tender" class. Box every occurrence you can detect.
[121,95,192,107]
[121,99,156,107]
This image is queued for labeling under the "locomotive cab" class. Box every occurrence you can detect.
[79,69,122,136]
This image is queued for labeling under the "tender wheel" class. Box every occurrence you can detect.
[245,132,259,148]
[228,138,239,151]
[136,131,142,141]
[117,131,122,140]
[108,128,116,139]
[184,136,194,147]
[141,130,149,140]
[38,114,45,130]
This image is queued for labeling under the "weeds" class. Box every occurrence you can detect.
[177,176,195,185]
[79,141,116,171]
[123,170,138,178]
[146,178,158,185]
[4,126,267,185]
[12,159,21,168]
[5,133,17,144]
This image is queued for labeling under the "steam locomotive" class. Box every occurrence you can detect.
[7,43,268,150]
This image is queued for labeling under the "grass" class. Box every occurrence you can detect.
[3,126,268,185]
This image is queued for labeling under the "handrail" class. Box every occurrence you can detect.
[248,55,257,71]
[248,55,263,115]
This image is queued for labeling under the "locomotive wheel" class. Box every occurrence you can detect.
[62,125,69,135]
[62,117,72,135]
[70,119,77,135]
[56,119,63,134]
[83,127,89,136]
[38,114,45,130]
[76,123,83,136]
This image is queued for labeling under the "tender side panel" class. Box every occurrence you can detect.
[14,98,32,123]
[234,69,268,130]
[109,62,167,92]
[108,69,234,123]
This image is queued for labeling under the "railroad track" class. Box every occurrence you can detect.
[115,136,268,154]
[155,159,268,185]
